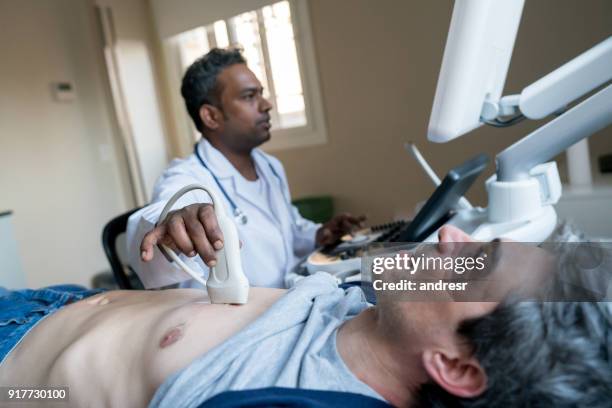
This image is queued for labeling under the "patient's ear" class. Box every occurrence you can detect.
[422,349,487,398]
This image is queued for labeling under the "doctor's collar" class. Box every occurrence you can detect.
[196,138,271,180]
[196,138,240,179]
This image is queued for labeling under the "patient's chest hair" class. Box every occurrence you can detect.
[159,323,186,348]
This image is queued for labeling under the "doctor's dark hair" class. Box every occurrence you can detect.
[181,47,246,132]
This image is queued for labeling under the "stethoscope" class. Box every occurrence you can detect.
[194,143,298,228]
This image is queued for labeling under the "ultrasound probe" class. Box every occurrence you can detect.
[158,184,249,304]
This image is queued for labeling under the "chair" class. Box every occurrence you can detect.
[102,207,142,289]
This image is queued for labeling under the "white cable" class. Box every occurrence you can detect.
[157,184,220,288]
[404,142,441,186]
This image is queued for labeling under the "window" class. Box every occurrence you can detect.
[165,0,326,151]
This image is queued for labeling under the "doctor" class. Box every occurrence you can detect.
[127,48,364,289]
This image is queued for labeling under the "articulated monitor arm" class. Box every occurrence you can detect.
[431,37,612,243]
[494,37,612,182]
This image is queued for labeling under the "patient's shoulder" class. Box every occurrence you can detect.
[287,273,339,300]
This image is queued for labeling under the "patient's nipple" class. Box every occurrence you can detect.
[159,323,185,348]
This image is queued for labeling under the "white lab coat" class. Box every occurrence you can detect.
[126,138,320,289]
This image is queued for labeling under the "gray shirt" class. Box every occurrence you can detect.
[149,273,384,407]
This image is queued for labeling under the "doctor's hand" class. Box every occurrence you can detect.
[140,203,225,267]
[315,213,367,247]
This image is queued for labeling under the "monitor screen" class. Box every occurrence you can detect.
[427,0,525,143]
[395,153,489,242]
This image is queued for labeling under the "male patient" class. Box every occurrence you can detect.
[0,226,610,408]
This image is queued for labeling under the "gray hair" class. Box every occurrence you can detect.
[415,222,612,407]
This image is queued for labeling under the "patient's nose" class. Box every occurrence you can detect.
[438,225,474,243]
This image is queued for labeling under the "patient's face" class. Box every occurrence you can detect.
[378,225,554,347]
[429,226,554,301]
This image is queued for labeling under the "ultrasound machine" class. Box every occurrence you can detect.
[288,0,612,285]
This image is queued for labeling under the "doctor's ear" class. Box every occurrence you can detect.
[199,104,223,130]
[422,349,487,399]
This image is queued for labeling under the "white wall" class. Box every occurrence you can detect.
[0,0,129,287]
[0,213,26,288]
[96,0,170,201]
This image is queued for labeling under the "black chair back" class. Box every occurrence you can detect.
[102,207,142,289]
